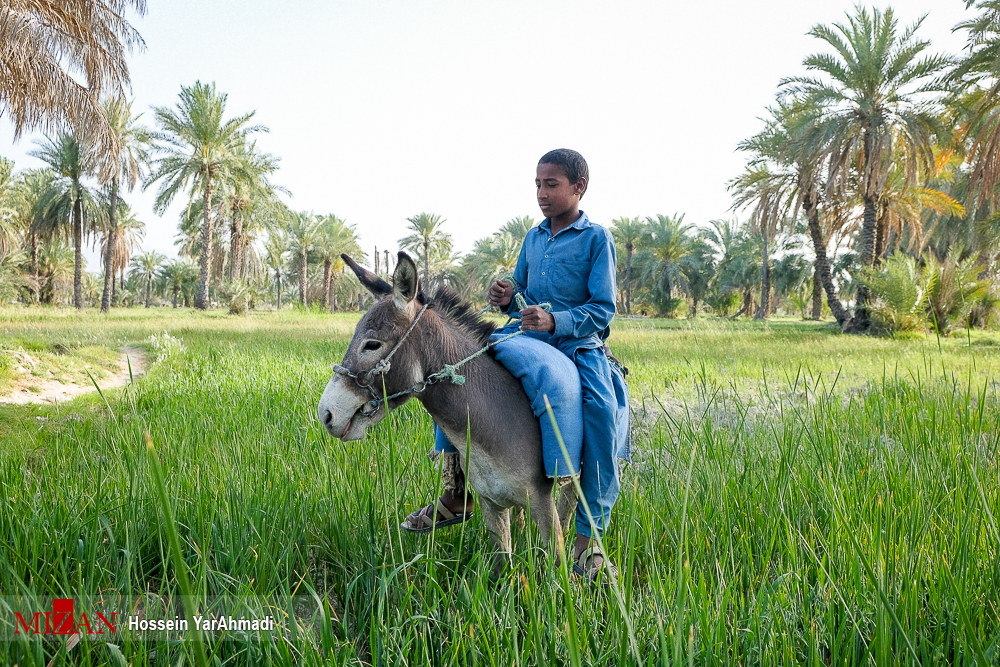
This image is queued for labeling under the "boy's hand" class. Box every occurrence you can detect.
[488,280,513,308]
[520,306,555,333]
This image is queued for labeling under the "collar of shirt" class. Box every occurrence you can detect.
[538,211,592,237]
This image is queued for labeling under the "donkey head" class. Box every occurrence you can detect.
[318,252,426,441]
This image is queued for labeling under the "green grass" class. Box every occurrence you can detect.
[0,307,998,665]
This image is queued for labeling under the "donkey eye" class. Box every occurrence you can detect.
[363,340,383,352]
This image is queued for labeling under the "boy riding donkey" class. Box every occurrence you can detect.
[401,149,631,584]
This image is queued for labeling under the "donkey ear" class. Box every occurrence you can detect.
[341,254,392,297]
[392,251,419,310]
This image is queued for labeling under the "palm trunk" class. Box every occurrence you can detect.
[323,258,333,309]
[30,232,39,303]
[804,190,849,326]
[73,192,83,309]
[811,264,822,320]
[852,129,878,331]
[101,179,118,313]
[625,243,633,315]
[195,176,215,309]
[145,277,152,307]
[230,211,243,281]
[299,250,307,305]
[172,285,179,308]
[874,209,888,261]
[423,238,430,289]
[755,230,769,320]
[330,274,338,312]
[276,274,282,310]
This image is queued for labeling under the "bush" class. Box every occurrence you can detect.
[861,254,934,334]
[926,255,993,335]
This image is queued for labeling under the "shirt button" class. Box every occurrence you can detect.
[541,272,545,275]
[545,255,548,258]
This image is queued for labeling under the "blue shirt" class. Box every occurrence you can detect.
[504,211,617,354]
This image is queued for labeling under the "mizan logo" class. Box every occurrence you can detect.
[14,599,117,636]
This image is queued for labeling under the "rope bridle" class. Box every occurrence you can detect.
[330,279,548,418]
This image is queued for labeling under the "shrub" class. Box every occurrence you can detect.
[861,254,934,334]
[926,254,993,335]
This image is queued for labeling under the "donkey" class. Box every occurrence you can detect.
[317,252,577,569]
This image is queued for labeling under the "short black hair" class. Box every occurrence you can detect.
[538,148,589,198]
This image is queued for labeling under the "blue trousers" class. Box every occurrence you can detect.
[434,331,630,538]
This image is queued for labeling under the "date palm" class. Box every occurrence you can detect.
[1,0,146,167]
[219,140,284,282]
[315,215,362,311]
[286,211,321,306]
[12,168,57,299]
[98,201,144,303]
[400,212,451,288]
[29,132,96,309]
[951,1,1000,209]
[780,6,951,330]
[129,250,165,307]
[638,213,694,315]
[96,97,154,312]
[263,228,290,310]
[738,100,852,325]
[611,216,647,315]
[146,81,267,309]
[0,158,19,256]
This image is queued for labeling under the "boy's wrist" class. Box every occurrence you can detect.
[551,310,571,336]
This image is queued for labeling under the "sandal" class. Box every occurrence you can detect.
[572,545,619,586]
[400,498,473,534]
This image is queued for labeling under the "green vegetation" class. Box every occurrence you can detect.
[0,308,998,665]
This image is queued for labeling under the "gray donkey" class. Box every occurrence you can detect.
[317,252,577,569]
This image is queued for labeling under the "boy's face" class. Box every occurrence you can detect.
[535,162,585,218]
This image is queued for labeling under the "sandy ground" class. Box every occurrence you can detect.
[0,346,148,405]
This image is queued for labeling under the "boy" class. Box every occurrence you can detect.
[402,149,630,583]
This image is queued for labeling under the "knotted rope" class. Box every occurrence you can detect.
[332,275,560,414]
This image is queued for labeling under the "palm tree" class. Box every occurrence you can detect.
[0,158,21,257]
[11,168,57,300]
[737,99,853,324]
[130,251,166,307]
[638,213,694,315]
[611,216,646,315]
[96,97,154,313]
[263,228,290,310]
[499,215,537,238]
[0,1,146,165]
[29,132,95,309]
[951,1,1000,210]
[400,212,451,288]
[314,215,362,311]
[160,258,196,308]
[780,7,951,330]
[37,239,75,305]
[98,201,145,304]
[286,211,321,306]
[729,165,797,319]
[218,140,284,282]
[146,81,267,309]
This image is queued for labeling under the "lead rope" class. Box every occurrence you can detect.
[331,283,553,414]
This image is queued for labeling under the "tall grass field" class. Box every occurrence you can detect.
[0,307,998,665]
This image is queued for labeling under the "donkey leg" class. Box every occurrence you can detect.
[478,497,513,578]
[512,506,526,533]
[528,491,564,565]
[556,477,579,536]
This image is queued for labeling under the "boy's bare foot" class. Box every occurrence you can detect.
[400,489,475,533]
[573,535,618,585]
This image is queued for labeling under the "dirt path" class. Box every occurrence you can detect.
[0,346,148,406]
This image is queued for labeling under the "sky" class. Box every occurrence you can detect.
[0,0,975,269]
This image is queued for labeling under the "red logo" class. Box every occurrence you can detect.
[14,599,117,635]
